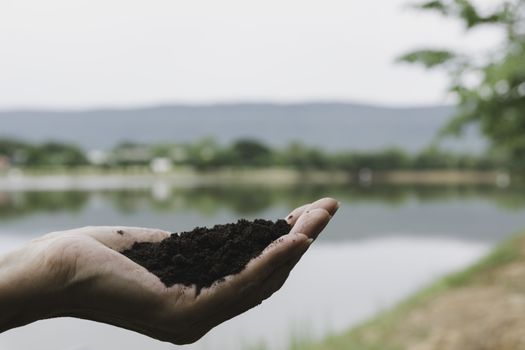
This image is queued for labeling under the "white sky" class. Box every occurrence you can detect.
[0,0,503,109]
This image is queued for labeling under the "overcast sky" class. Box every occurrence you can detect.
[0,0,502,109]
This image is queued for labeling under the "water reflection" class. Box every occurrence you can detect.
[1,184,525,243]
[1,184,525,220]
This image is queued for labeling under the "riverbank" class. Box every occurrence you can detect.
[299,230,525,350]
[0,167,513,191]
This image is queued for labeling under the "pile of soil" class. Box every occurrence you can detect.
[121,219,291,291]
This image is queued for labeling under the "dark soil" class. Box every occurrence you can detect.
[121,219,291,291]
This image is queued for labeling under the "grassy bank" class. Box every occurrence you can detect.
[298,231,525,350]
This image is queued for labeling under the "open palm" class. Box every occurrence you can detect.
[5,198,338,344]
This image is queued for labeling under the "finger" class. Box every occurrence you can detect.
[198,208,331,306]
[308,197,339,217]
[289,207,331,240]
[74,226,170,251]
[285,204,310,225]
[192,248,305,335]
[285,197,339,225]
[196,232,311,309]
[255,251,303,302]
[250,238,307,304]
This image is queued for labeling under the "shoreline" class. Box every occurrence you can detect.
[299,230,525,350]
[0,168,513,191]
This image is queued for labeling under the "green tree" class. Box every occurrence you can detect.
[0,138,31,165]
[280,142,332,170]
[110,142,151,166]
[229,139,273,167]
[26,142,88,167]
[398,0,525,168]
[185,138,223,169]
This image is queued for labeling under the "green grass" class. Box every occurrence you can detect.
[244,232,524,350]
[291,232,524,350]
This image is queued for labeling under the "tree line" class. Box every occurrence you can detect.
[0,137,510,172]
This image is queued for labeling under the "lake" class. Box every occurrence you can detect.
[1,182,525,349]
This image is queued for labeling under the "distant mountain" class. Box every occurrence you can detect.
[0,103,485,152]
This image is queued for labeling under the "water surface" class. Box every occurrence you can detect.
[1,183,524,349]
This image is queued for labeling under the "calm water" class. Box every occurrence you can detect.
[1,183,525,349]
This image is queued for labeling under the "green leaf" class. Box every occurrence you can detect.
[456,0,481,28]
[412,0,511,28]
[412,0,448,13]
[397,50,457,68]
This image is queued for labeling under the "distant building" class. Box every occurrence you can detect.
[87,150,109,165]
[150,157,173,174]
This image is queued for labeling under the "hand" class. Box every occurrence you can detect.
[0,197,339,344]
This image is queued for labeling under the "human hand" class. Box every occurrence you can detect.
[0,197,339,344]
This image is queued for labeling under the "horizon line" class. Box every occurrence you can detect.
[0,99,454,114]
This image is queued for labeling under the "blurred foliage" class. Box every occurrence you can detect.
[0,137,511,172]
[399,0,525,168]
[230,139,273,167]
[108,141,152,166]
[0,191,89,220]
[0,138,88,167]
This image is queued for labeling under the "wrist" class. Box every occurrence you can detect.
[0,239,72,332]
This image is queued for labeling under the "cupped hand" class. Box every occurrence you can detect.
[2,198,339,344]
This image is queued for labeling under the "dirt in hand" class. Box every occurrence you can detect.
[121,219,292,291]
